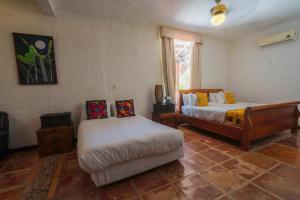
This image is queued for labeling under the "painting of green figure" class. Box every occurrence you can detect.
[13,33,57,84]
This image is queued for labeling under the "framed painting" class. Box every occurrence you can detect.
[13,33,57,85]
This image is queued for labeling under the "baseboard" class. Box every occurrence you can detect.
[9,145,38,153]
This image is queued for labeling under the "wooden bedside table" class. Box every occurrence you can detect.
[152,113,178,129]
[36,125,74,157]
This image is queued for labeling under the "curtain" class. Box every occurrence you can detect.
[160,26,203,102]
[190,42,202,89]
[161,37,176,101]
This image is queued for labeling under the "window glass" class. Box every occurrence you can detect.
[174,39,193,90]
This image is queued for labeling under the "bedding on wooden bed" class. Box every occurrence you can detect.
[225,108,245,124]
[182,102,261,125]
[178,89,299,150]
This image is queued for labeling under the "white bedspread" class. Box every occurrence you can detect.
[77,115,183,173]
[182,102,260,123]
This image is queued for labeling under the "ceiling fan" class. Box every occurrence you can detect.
[210,0,228,26]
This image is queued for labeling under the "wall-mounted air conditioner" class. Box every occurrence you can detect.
[259,30,297,47]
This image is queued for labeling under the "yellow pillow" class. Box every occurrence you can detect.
[196,92,208,106]
[225,92,236,104]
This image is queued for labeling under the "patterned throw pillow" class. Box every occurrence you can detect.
[86,100,108,120]
[115,100,135,118]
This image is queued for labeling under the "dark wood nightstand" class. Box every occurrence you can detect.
[152,113,178,129]
[153,103,175,113]
[36,125,74,157]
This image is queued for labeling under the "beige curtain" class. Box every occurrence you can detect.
[190,42,202,89]
[161,37,176,101]
[160,26,203,102]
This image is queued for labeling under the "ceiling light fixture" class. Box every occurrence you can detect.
[210,0,228,26]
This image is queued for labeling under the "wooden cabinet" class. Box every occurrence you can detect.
[153,103,175,114]
[37,125,74,157]
[152,113,178,129]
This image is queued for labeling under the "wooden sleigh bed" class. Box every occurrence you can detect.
[178,89,300,150]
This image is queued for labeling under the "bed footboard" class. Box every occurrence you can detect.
[242,101,300,150]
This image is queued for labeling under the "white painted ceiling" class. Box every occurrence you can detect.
[39,0,300,41]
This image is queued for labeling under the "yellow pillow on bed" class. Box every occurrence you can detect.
[196,92,208,106]
[225,92,236,104]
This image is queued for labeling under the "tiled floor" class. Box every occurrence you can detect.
[0,126,299,200]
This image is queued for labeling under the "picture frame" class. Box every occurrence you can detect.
[13,33,58,85]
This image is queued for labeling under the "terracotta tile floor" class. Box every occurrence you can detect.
[0,126,299,200]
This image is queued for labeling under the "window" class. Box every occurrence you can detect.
[174,39,193,90]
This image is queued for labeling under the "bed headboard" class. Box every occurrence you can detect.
[178,89,223,113]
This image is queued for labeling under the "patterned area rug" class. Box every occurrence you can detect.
[24,156,58,200]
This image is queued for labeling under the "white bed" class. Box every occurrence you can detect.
[77,115,183,186]
[182,102,261,123]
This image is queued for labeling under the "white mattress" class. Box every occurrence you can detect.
[91,147,183,186]
[182,102,260,123]
[77,115,183,173]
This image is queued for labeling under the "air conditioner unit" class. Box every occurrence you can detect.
[259,30,297,47]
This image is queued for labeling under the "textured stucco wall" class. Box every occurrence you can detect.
[0,1,162,148]
[202,35,229,90]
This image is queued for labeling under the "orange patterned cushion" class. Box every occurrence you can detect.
[115,100,135,118]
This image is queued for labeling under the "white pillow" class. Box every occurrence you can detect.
[209,93,217,102]
[80,102,112,121]
[182,94,191,106]
[215,92,226,104]
[189,93,197,106]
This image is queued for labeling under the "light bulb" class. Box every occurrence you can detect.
[211,13,226,26]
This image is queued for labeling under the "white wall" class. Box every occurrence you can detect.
[229,17,300,103]
[0,0,162,148]
[202,36,229,89]
[0,0,229,148]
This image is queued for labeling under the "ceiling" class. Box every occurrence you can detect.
[33,0,300,41]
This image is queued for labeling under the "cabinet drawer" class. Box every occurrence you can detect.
[39,128,72,142]
[152,113,178,129]
[161,117,176,123]
[38,126,72,135]
[37,126,73,157]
